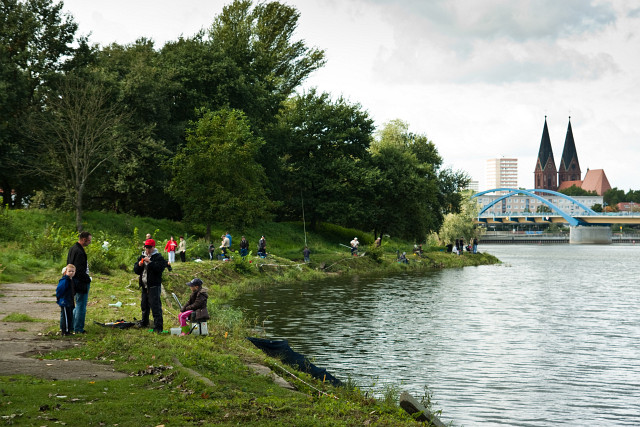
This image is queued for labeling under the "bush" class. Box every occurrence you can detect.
[365,245,384,263]
[29,224,77,262]
[231,252,255,274]
[188,238,210,260]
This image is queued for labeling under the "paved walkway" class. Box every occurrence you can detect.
[0,283,126,380]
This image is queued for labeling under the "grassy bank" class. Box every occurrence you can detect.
[0,208,499,425]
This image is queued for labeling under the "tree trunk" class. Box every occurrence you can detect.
[206,223,211,243]
[76,189,83,232]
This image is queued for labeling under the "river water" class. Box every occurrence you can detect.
[232,245,640,426]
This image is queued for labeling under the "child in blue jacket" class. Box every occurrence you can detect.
[56,264,76,336]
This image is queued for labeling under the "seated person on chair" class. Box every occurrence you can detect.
[178,278,209,334]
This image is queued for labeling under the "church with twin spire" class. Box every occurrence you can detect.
[534,117,610,196]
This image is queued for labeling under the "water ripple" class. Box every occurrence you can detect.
[234,245,640,426]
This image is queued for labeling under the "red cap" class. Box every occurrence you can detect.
[144,239,156,247]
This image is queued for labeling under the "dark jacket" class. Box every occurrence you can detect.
[67,242,90,294]
[56,275,75,308]
[182,289,208,312]
[240,239,249,250]
[133,251,168,289]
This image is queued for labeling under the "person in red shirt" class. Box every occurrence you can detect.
[164,236,178,264]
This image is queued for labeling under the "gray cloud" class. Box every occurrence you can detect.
[366,0,620,84]
[367,0,616,41]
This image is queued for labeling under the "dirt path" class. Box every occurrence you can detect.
[0,283,127,380]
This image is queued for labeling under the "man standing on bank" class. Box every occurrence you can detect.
[67,231,92,334]
[134,238,170,333]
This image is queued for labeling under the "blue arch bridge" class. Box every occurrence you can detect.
[471,188,640,244]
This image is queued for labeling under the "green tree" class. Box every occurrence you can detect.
[0,0,78,206]
[209,0,325,130]
[438,197,481,245]
[557,185,597,196]
[159,34,239,148]
[158,0,326,150]
[25,73,127,231]
[269,89,374,228]
[365,120,468,241]
[90,39,178,216]
[604,187,626,206]
[625,189,640,203]
[169,108,271,239]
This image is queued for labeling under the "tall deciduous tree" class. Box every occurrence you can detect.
[271,89,374,228]
[366,120,468,241]
[26,74,126,231]
[90,39,178,215]
[209,0,325,130]
[0,0,78,206]
[169,108,271,239]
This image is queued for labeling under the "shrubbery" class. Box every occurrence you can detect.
[365,245,384,263]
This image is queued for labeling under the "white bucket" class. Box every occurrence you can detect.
[170,327,181,335]
[192,322,208,336]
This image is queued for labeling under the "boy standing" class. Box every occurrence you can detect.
[56,264,76,336]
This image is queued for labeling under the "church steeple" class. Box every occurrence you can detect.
[534,116,557,190]
[558,117,581,184]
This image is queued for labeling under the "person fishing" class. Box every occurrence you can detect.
[133,239,170,333]
[178,278,209,335]
[350,237,359,256]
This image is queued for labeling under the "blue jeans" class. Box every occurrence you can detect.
[73,283,90,333]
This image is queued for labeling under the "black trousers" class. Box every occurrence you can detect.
[140,285,163,332]
[179,251,186,262]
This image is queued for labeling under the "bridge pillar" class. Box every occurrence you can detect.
[569,226,612,244]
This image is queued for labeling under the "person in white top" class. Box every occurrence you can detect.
[350,237,359,256]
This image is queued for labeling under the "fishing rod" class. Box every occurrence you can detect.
[171,292,183,310]
[301,190,307,247]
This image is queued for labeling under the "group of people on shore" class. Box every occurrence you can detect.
[56,231,206,335]
[56,229,479,336]
[452,237,479,255]
[208,233,266,260]
[162,235,186,263]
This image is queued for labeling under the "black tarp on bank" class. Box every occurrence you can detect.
[247,337,342,387]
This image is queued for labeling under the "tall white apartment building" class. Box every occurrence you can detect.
[486,158,518,192]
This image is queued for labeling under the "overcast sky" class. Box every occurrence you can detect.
[61,0,640,191]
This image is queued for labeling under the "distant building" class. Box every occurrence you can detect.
[557,169,612,196]
[534,117,611,196]
[617,202,640,212]
[558,118,581,183]
[486,158,517,193]
[476,194,602,216]
[534,117,557,191]
[464,180,479,192]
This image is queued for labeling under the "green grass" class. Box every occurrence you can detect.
[2,313,43,322]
